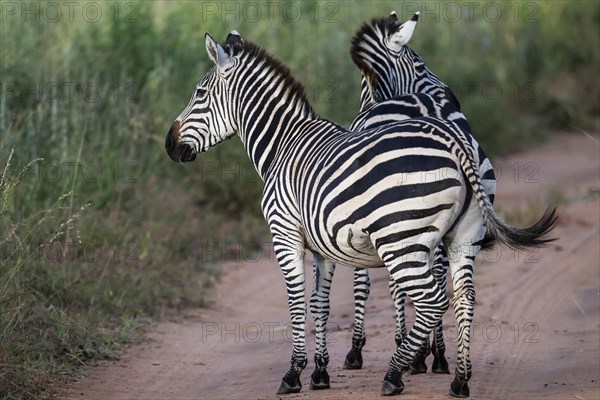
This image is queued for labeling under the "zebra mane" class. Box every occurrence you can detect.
[225,38,316,118]
[350,16,398,91]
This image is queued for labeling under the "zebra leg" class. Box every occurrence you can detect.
[381,257,449,395]
[447,254,475,398]
[431,245,450,374]
[406,260,429,375]
[388,276,407,347]
[309,253,335,390]
[445,217,484,398]
[409,244,451,375]
[389,277,432,376]
[273,238,308,394]
[343,268,369,369]
[408,336,430,375]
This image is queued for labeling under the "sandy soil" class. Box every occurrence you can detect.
[60,133,600,400]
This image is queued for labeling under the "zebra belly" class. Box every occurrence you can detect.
[304,225,383,268]
[304,189,465,269]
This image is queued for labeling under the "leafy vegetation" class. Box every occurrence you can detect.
[0,0,598,397]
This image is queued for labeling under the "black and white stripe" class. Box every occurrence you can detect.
[335,11,499,379]
[165,30,556,397]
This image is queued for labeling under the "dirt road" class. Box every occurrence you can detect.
[61,133,600,400]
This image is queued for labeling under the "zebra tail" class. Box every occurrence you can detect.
[455,143,558,252]
[480,203,558,251]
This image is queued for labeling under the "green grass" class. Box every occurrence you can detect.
[0,0,598,398]
[545,186,568,207]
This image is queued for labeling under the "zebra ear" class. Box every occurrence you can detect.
[225,30,244,55]
[386,12,419,52]
[205,32,231,67]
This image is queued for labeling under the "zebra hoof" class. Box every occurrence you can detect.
[381,369,404,396]
[276,368,302,394]
[309,367,330,390]
[309,369,330,390]
[309,380,330,390]
[277,379,301,394]
[343,348,363,369]
[343,337,366,369]
[431,351,450,374]
[449,376,470,398]
[381,379,404,396]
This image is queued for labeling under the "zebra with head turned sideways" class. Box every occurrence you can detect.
[350,11,494,186]
[164,30,556,397]
[339,11,499,382]
[349,11,494,181]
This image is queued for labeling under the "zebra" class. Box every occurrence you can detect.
[341,11,497,379]
[164,30,556,397]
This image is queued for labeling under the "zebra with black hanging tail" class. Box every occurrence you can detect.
[165,30,556,397]
[340,11,498,382]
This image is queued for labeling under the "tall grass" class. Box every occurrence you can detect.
[0,0,598,397]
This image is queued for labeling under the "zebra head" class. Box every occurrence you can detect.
[351,11,457,111]
[165,31,243,163]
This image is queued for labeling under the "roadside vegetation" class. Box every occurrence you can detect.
[0,1,598,397]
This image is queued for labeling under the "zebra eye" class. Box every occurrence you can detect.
[415,64,426,73]
[196,88,207,97]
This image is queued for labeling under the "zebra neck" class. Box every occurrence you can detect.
[234,69,320,179]
[228,43,346,180]
[239,108,341,180]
